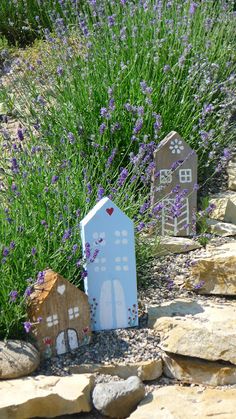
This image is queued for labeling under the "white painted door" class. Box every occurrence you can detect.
[56,331,66,355]
[68,329,79,350]
[99,280,113,330]
[114,279,127,328]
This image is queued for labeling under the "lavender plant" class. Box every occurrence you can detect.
[0,0,235,339]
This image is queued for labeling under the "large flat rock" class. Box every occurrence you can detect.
[190,242,236,295]
[71,359,162,381]
[162,352,236,386]
[129,385,236,419]
[0,374,93,419]
[148,299,236,364]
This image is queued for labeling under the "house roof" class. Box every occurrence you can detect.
[80,196,131,228]
[157,131,195,155]
[29,270,68,305]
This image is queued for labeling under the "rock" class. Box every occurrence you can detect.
[70,359,162,381]
[0,374,93,418]
[162,352,236,386]
[0,340,40,379]
[227,160,236,191]
[190,242,236,295]
[206,218,236,236]
[129,385,236,419]
[209,191,236,224]
[92,376,145,418]
[154,236,201,256]
[148,298,236,364]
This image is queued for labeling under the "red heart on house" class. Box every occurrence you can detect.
[106,208,114,216]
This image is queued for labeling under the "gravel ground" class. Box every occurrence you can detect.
[31,235,236,418]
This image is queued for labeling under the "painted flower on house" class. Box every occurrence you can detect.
[169,139,184,154]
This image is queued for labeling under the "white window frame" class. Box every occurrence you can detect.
[46,314,58,327]
[68,306,80,320]
[160,169,172,184]
[179,169,192,183]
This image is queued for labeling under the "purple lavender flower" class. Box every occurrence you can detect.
[9,290,18,302]
[62,228,71,241]
[51,175,59,184]
[67,132,75,144]
[163,64,171,73]
[10,241,15,250]
[24,286,32,297]
[17,128,24,141]
[76,209,81,217]
[194,280,205,290]
[85,242,91,259]
[41,220,47,227]
[139,201,150,214]
[97,186,105,200]
[31,247,37,256]
[11,183,17,192]
[133,118,143,135]
[223,148,231,161]
[108,15,115,27]
[100,107,108,117]
[37,271,45,285]
[99,123,106,135]
[118,168,128,186]
[23,321,32,333]
[136,222,145,232]
[2,247,9,257]
[72,244,78,254]
[81,269,88,279]
[106,148,117,168]
[189,2,198,15]
[57,66,63,76]
[90,248,100,263]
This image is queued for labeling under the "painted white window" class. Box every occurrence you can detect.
[68,306,80,320]
[179,169,192,183]
[94,257,107,272]
[114,230,128,245]
[92,231,106,246]
[46,314,58,327]
[160,169,172,184]
[114,256,129,271]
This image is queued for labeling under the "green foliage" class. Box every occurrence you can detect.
[0,0,235,339]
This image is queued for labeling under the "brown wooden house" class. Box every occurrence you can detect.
[152,131,197,236]
[28,270,91,358]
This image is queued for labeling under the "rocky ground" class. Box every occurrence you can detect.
[28,234,235,419]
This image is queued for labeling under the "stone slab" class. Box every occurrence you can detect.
[0,374,93,419]
[129,385,236,419]
[162,352,236,386]
[70,359,162,381]
[190,242,236,295]
[148,298,236,364]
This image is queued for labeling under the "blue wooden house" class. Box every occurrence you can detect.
[80,197,138,331]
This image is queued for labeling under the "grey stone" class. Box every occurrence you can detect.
[206,218,236,236]
[92,376,145,418]
[0,340,40,379]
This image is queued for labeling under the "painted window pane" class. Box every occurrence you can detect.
[179,169,192,183]
[68,306,80,319]
[160,169,172,184]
